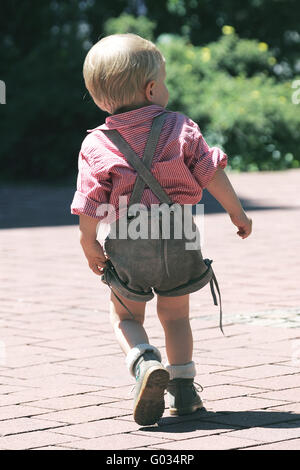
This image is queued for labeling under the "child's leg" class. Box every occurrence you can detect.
[109,291,148,355]
[109,290,169,426]
[156,294,193,365]
[156,293,203,415]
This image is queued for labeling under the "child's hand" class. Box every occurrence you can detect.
[80,238,108,276]
[229,211,252,239]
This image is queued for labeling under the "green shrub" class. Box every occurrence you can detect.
[158,33,300,171]
[1,14,299,182]
[205,30,277,79]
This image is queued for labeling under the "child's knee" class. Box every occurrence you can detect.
[158,312,190,325]
[109,308,144,326]
[109,292,146,324]
[157,295,189,322]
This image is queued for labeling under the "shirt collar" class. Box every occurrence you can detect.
[87,105,167,132]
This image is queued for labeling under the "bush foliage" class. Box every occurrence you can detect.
[0,9,299,182]
[159,32,300,171]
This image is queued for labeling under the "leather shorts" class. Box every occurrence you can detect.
[101,209,213,302]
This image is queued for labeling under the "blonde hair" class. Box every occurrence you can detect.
[83,33,165,114]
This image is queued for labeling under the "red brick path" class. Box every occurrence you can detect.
[0,169,300,450]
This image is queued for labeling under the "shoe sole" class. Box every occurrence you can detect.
[133,366,170,426]
[169,401,204,416]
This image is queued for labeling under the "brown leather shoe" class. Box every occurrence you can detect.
[167,378,203,416]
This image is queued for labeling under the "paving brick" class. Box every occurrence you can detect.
[0,390,57,407]
[203,384,262,401]
[238,375,300,391]
[0,364,79,380]
[244,438,300,450]
[0,384,101,405]
[76,375,133,388]
[0,335,46,347]
[0,384,28,394]
[149,433,259,450]
[0,375,35,388]
[250,387,300,402]
[62,433,172,450]
[0,430,76,450]
[44,345,119,360]
[228,421,300,444]
[90,385,134,399]
[0,405,54,421]
[104,399,134,411]
[35,336,109,351]
[199,351,288,368]
[57,375,112,387]
[216,364,300,380]
[195,336,257,352]
[49,418,139,438]
[191,363,234,374]
[196,374,249,388]
[243,345,292,360]
[28,394,116,411]
[39,405,131,424]
[1,354,69,369]
[204,396,287,412]
[0,417,63,436]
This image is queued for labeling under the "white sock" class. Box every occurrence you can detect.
[126,343,162,377]
[165,361,196,380]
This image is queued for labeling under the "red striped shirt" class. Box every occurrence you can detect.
[70,105,228,220]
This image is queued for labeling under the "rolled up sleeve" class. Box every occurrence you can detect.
[70,150,112,220]
[185,121,228,189]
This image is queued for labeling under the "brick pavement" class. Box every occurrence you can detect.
[0,169,300,450]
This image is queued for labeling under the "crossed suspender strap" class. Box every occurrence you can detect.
[101,112,172,207]
[129,112,170,206]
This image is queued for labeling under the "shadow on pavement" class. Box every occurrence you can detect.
[0,184,297,229]
[140,409,300,432]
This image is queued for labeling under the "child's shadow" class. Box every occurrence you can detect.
[139,407,300,433]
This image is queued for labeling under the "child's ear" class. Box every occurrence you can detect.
[145,80,155,102]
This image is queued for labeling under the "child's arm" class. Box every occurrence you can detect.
[206,167,252,239]
[79,214,107,276]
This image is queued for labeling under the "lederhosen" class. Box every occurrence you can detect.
[101,112,224,333]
